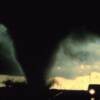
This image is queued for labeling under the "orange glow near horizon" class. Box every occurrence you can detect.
[48,72,100,90]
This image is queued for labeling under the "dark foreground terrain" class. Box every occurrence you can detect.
[0,86,99,100]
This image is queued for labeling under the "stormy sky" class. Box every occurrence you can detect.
[0,24,24,75]
[47,32,100,79]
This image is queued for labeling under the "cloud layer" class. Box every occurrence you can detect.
[47,32,100,79]
[0,24,24,75]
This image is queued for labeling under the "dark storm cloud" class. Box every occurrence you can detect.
[47,32,100,79]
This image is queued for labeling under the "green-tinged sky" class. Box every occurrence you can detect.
[47,32,100,79]
[0,24,24,75]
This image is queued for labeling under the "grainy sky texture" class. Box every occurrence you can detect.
[48,32,100,79]
[0,24,24,75]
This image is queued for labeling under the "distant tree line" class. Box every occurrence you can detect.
[3,80,27,88]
